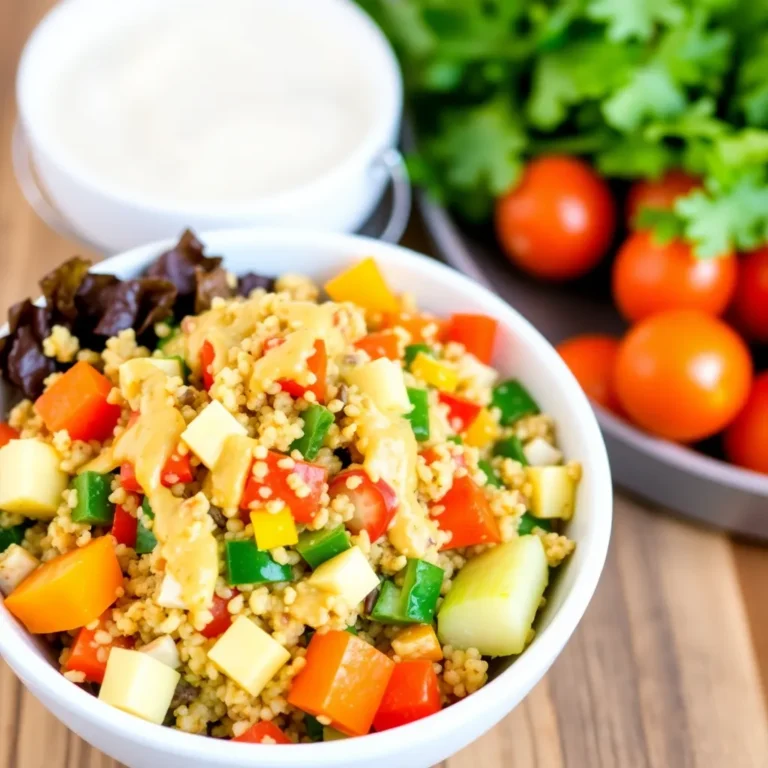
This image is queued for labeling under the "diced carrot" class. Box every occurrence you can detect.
[111,503,138,548]
[437,392,482,433]
[200,592,236,639]
[200,340,216,391]
[382,313,446,343]
[288,630,395,736]
[431,476,501,550]
[65,616,132,684]
[34,361,121,442]
[354,332,400,361]
[232,720,292,744]
[0,422,19,449]
[240,451,327,524]
[444,314,498,364]
[373,660,442,732]
[4,537,123,634]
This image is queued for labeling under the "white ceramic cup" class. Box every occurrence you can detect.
[0,230,612,768]
[15,0,405,253]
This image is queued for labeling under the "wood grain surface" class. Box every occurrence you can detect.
[1,2,767,767]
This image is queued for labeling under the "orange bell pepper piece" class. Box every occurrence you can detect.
[288,630,395,736]
[372,660,442,732]
[444,314,498,364]
[0,422,19,449]
[232,720,292,744]
[64,616,132,684]
[324,258,399,313]
[354,331,400,361]
[382,312,446,343]
[431,475,502,550]
[35,361,121,442]
[4,536,123,634]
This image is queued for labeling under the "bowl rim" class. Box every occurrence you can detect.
[0,228,613,764]
[16,0,403,216]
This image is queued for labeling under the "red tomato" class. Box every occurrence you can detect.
[612,231,736,322]
[111,503,138,548]
[0,422,19,449]
[437,393,482,433]
[730,246,768,343]
[626,170,700,227]
[556,335,623,415]
[232,720,292,744]
[328,469,398,543]
[495,155,616,281]
[614,311,752,443]
[724,372,768,474]
[200,593,236,639]
[373,660,442,732]
[200,341,216,391]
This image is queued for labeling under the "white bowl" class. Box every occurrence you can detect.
[15,0,403,253]
[0,230,612,768]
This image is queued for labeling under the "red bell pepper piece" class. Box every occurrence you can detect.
[64,617,132,684]
[200,592,236,639]
[232,720,292,744]
[420,446,467,469]
[264,337,327,403]
[35,361,121,442]
[111,502,138,548]
[373,660,442,732]
[200,340,216,391]
[240,450,327,524]
[354,332,400,361]
[0,422,19,449]
[444,314,498,364]
[438,392,482,433]
[328,469,398,543]
[120,452,193,493]
[431,476,501,550]
[288,630,395,736]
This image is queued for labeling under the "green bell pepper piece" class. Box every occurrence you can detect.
[0,525,24,554]
[370,558,444,625]
[404,344,434,370]
[405,388,430,442]
[156,323,181,353]
[518,512,552,535]
[304,714,324,742]
[296,525,350,569]
[226,540,293,586]
[164,355,190,382]
[492,380,540,426]
[493,436,528,465]
[478,459,503,488]
[71,472,114,525]
[291,404,334,460]
[345,625,359,636]
[135,498,158,555]
[447,435,463,445]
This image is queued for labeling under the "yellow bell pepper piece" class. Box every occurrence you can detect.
[463,408,500,448]
[391,625,444,662]
[251,507,299,550]
[410,353,459,393]
[324,258,399,313]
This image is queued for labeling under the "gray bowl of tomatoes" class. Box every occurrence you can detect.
[418,156,768,540]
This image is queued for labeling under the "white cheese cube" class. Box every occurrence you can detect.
[308,546,380,608]
[99,648,181,725]
[208,616,290,696]
[181,400,247,469]
[0,439,68,518]
[140,635,181,670]
[119,358,182,399]
[0,544,39,595]
[523,437,563,467]
[210,435,257,510]
[345,358,411,414]
[156,573,189,610]
[526,466,577,520]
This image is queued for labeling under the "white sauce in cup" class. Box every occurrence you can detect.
[46,0,378,203]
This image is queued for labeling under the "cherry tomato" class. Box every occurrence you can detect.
[626,170,700,227]
[724,372,768,474]
[328,469,398,544]
[612,231,736,322]
[729,246,768,343]
[556,334,623,415]
[614,311,752,443]
[495,155,616,281]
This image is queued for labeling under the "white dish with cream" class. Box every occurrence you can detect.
[16,0,404,251]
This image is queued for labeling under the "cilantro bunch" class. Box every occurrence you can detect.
[359,0,768,256]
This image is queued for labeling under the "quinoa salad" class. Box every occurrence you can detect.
[0,232,578,743]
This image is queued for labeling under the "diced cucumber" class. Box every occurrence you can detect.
[526,466,576,520]
[437,536,548,656]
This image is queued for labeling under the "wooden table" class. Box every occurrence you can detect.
[2,2,768,766]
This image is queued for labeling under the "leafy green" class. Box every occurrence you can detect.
[586,0,685,42]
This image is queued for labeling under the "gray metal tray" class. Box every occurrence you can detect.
[418,193,768,540]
